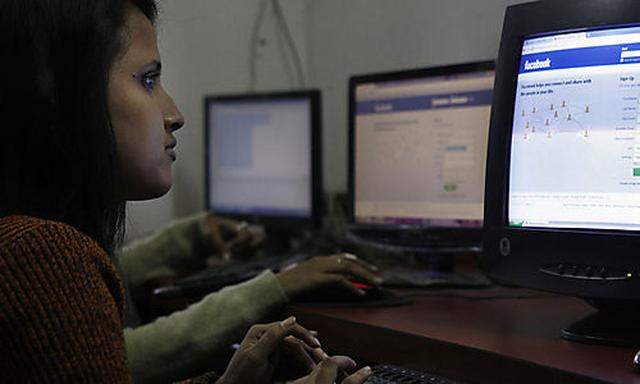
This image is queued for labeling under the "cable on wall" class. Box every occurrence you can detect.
[249,0,270,91]
[271,0,306,87]
[249,0,307,90]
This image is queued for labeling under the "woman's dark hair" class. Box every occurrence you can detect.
[0,0,157,256]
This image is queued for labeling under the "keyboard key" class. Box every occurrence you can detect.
[364,364,466,384]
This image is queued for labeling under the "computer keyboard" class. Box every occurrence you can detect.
[347,227,480,250]
[153,252,311,299]
[365,364,466,384]
[381,269,492,288]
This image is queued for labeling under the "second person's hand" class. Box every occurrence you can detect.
[199,214,265,261]
[276,253,383,300]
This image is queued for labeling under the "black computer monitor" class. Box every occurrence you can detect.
[204,90,322,230]
[349,61,495,249]
[483,0,640,345]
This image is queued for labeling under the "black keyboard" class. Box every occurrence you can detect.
[364,364,466,384]
[381,269,492,288]
[346,228,481,252]
[153,252,311,299]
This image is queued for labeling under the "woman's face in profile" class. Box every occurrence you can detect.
[108,5,184,201]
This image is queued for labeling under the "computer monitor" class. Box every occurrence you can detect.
[483,0,640,345]
[204,90,322,230]
[349,61,495,248]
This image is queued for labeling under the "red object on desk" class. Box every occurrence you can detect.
[351,281,374,290]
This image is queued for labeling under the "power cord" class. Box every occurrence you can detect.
[249,0,306,90]
[271,0,306,87]
[400,291,559,301]
[248,0,270,90]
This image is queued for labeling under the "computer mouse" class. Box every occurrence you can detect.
[634,350,640,373]
[350,280,383,299]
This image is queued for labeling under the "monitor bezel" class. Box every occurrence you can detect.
[203,90,322,229]
[483,0,640,299]
[347,60,495,242]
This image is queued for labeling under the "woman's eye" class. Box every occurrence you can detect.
[141,72,160,91]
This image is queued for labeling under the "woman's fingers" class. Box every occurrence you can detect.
[343,261,383,286]
[341,366,373,384]
[326,255,382,286]
[311,356,358,383]
[250,317,297,355]
[248,227,266,247]
[225,229,252,249]
[248,318,321,351]
[294,336,329,363]
[341,253,379,273]
[322,275,367,296]
[199,215,228,254]
[311,346,329,362]
[328,355,357,371]
[282,335,317,372]
[288,322,322,349]
[313,358,340,383]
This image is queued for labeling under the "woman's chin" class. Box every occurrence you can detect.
[126,179,172,201]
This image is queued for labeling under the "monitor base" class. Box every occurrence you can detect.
[381,268,492,289]
[561,303,640,347]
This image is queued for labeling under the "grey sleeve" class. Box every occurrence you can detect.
[119,212,208,290]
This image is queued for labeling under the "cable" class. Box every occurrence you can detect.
[249,0,306,89]
[249,0,270,91]
[270,0,306,87]
[400,291,559,301]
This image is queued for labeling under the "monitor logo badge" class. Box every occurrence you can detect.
[523,58,551,71]
[499,237,511,256]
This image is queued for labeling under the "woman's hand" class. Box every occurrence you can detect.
[276,253,383,300]
[199,214,265,260]
[274,334,328,380]
[291,356,373,384]
[217,317,322,384]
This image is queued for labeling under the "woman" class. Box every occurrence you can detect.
[0,0,372,382]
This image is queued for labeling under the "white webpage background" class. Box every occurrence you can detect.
[355,105,490,221]
[209,101,311,213]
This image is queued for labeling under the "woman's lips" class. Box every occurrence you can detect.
[165,147,176,161]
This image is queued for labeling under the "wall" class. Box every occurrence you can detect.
[126,0,527,239]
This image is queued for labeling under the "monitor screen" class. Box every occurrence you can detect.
[352,66,494,228]
[206,96,314,219]
[509,25,640,231]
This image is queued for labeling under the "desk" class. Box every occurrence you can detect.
[289,287,640,384]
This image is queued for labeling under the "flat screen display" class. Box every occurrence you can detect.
[207,98,312,218]
[353,69,494,228]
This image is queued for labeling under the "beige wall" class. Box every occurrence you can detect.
[126,0,528,240]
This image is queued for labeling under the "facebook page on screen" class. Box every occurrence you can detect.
[509,26,640,230]
[354,70,494,227]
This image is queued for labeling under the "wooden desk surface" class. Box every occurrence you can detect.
[290,287,640,384]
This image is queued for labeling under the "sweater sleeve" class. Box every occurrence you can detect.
[125,270,289,384]
[119,212,208,290]
[0,221,131,383]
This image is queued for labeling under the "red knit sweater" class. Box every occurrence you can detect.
[0,216,218,383]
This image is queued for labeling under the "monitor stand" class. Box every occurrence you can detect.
[561,299,640,346]
[343,232,491,288]
[381,249,491,289]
